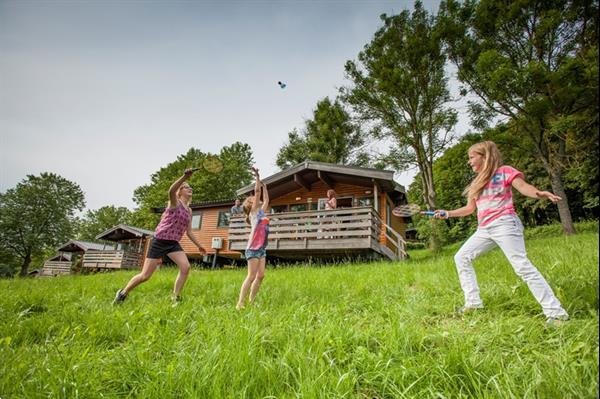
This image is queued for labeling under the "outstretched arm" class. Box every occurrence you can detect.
[434,197,477,219]
[168,169,194,208]
[251,167,261,212]
[261,182,270,212]
[512,177,561,202]
[186,223,205,254]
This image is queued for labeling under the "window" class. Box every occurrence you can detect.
[271,205,288,213]
[217,211,230,228]
[290,203,308,212]
[191,213,202,229]
[358,196,373,207]
[386,202,392,224]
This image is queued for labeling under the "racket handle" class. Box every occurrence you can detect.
[190,167,201,172]
[420,210,447,217]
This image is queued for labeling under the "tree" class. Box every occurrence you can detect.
[76,206,133,242]
[438,0,599,234]
[130,143,254,229]
[0,173,85,276]
[340,1,457,212]
[276,97,367,169]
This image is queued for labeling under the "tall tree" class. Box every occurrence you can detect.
[76,206,133,242]
[131,143,254,229]
[438,0,599,234]
[0,173,85,276]
[276,97,367,170]
[340,1,457,211]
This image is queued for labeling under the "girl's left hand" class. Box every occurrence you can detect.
[184,168,194,176]
[537,191,562,203]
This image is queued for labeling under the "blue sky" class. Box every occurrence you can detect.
[0,0,471,211]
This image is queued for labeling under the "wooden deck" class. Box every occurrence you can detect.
[82,250,142,269]
[40,260,72,277]
[228,207,406,261]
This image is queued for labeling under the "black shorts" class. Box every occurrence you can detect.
[147,238,184,259]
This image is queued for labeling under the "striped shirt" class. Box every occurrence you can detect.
[476,165,524,227]
[154,201,191,241]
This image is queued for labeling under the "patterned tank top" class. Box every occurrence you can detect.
[154,201,191,241]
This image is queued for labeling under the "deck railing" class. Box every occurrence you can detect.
[228,206,405,259]
[40,260,72,277]
[82,250,142,269]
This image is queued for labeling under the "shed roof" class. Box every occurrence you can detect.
[95,224,154,242]
[56,240,108,252]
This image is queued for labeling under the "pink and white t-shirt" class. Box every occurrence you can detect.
[475,165,524,227]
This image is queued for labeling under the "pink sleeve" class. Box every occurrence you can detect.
[503,165,524,186]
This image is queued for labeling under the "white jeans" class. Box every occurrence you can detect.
[454,215,568,318]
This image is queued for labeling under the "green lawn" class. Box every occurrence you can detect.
[1,226,598,398]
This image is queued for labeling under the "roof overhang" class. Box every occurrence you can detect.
[236,161,406,201]
[95,224,154,241]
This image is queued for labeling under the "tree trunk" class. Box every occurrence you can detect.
[19,253,32,277]
[531,129,576,235]
[550,168,576,235]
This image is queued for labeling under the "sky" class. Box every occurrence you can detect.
[0,0,473,211]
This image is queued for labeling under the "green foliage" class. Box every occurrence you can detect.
[76,206,133,242]
[130,143,254,229]
[341,0,457,212]
[276,97,366,169]
[438,0,599,232]
[0,230,597,397]
[0,173,85,276]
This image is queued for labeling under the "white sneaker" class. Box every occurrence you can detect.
[457,305,484,315]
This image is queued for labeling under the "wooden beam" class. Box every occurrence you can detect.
[317,171,334,188]
[373,179,380,213]
[293,173,311,190]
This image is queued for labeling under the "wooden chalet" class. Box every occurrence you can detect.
[83,224,154,270]
[40,240,108,276]
[171,161,409,263]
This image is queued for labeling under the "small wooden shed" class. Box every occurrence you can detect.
[40,240,108,277]
[83,224,154,270]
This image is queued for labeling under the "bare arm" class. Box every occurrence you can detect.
[261,182,270,212]
[434,197,477,219]
[251,167,261,212]
[168,169,194,208]
[512,177,562,202]
[186,223,205,253]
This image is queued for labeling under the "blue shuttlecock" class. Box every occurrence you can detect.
[278,81,287,89]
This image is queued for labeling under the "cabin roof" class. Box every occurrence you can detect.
[95,224,154,242]
[236,161,406,200]
[56,240,108,252]
[46,253,72,261]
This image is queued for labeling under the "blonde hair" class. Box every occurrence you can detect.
[242,196,253,225]
[463,141,503,200]
[327,189,336,199]
[176,184,192,207]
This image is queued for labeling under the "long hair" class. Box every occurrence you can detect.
[326,189,336,199]
[463,141,503,200]
[242,196,253,225]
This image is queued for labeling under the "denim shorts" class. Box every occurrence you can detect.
[245,247,266,260]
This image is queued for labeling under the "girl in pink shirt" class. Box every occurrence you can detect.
[434,141,568,326]
[114,169,205,305]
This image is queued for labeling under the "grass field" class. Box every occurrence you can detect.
[1,223,598,398]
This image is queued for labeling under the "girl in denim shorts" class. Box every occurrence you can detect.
[236,167,270,310]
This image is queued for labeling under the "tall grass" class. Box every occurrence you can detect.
[1,227,597,398]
